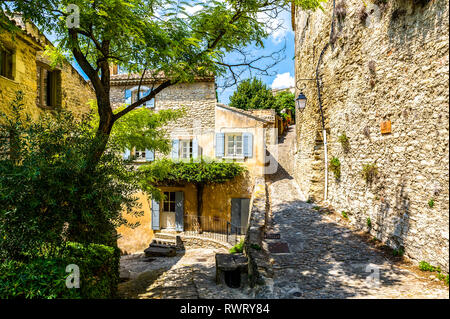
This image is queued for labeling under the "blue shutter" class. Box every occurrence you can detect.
[175,192,184,231]
[192,138,199,160]
[171,139,179,159]
[145,149,154,161]
[124,89,132,105]
[243,132,253,158]
[215,133,225,158]
[151,199,160,230]
[123,148,130,160]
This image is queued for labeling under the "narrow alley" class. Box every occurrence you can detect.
[264,126,449,298]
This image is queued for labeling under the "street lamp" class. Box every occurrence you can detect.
[295,92,307,111]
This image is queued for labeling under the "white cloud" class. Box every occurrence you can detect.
[184,4,203,15]
[258,9,294,44]
[271,72,295,90]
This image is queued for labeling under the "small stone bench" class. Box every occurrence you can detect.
[215,253,248,288]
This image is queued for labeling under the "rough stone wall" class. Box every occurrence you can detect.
[293,0,449,271]
[110,81,216,135]
[0,29,94,119]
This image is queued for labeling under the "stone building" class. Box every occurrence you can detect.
[0,14,94,118]
[111,72,277,253]
[292,0,449,271]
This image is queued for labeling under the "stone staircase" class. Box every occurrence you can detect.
[149,232,183,250]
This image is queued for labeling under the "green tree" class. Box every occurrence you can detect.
[1,0,323,169]
[229,77,276,111]
[140,159,245,220]
[274,90,295,118]
[0,92,142,260]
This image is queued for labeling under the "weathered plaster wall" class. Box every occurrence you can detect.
[293,0,449,271]
[0,29,94,119]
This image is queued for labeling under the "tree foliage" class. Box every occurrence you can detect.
[0,0,323,168]
[140,158,245,190]
[274,90,295,117]
[89,102,183,153]
[229,77,276,111]
[139,158,245,217]
[0,92,142,261]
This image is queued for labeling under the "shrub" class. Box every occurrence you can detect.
[342,211,349,219]
[428,198,435,208]
[393,248,404,257]
[338,133,350,153]
[0,258,78,299]
[361,163,378,184]
[367,217,372,228]
[329,157,341,180]
[0,242,119,299]
[229,239,245,254]
[419,261,441,273]
[0,92,141,260]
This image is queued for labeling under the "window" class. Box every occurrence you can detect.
[132,89,154,108]
[134,149,146,161]
[180,140,192,159]
[226,134,243,157]
[36,64,60,108]
[163,192,176,213]
[0,48,13,80]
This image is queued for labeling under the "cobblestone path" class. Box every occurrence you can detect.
[265,126,449,299]
[118,248,251,299]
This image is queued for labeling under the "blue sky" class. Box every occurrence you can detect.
[48,7,295,105]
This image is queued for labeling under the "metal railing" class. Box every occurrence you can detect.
[183,215,246,246]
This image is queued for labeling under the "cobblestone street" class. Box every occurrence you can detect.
[118,248,252,299]
[265,127,449,299]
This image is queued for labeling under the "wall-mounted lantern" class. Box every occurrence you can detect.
[295,92,307,111]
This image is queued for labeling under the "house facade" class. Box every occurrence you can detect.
[0,14,94,119]
[111,72,277,253]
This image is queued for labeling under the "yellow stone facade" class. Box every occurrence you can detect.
[0,18,94,119]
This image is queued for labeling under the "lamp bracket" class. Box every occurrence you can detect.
[296,78,317,91]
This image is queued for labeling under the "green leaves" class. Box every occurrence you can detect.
[229,77,276,111]
[139,158,245,191]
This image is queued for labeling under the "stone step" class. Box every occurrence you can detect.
[151,238,176,247]
[144,246,177,257]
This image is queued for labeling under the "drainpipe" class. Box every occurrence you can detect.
[315,0,336,203]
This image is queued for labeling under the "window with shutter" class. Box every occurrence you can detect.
[0,48,13,80]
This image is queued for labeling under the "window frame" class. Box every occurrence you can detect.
[131,88,155,108]
[162,191,176,213]
[179,139,192,159]
[36,62,60,109]
[0,47,14,80]
[225,133,244,158]
[133,148,146,161]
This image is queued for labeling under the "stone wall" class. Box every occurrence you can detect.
[0,24,94,119]
[110,81,216,135]
[293,0,449,271]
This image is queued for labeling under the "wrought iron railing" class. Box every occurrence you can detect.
[183,215,246,246]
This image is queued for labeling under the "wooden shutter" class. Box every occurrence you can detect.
[215,133,225,158]
[124,89,132,105]
[192,138,199,159]
[123,148,130,160]
[240,198,250,232]
[243,132,253,158]
[145,149,154,161]
[151,199,160,230]
[175,192,184,231]
[171,139,179,159]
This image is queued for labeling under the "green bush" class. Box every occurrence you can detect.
[342,211,348,219]
[366,217,372,228]
[419,261,441,273]
[338,133,350,153]
[428,199,435,208]
[229,239,245,254]
[0,92,141,260]
[361,163,378,184]
[329,157,341,180]
[0,242,119,299]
